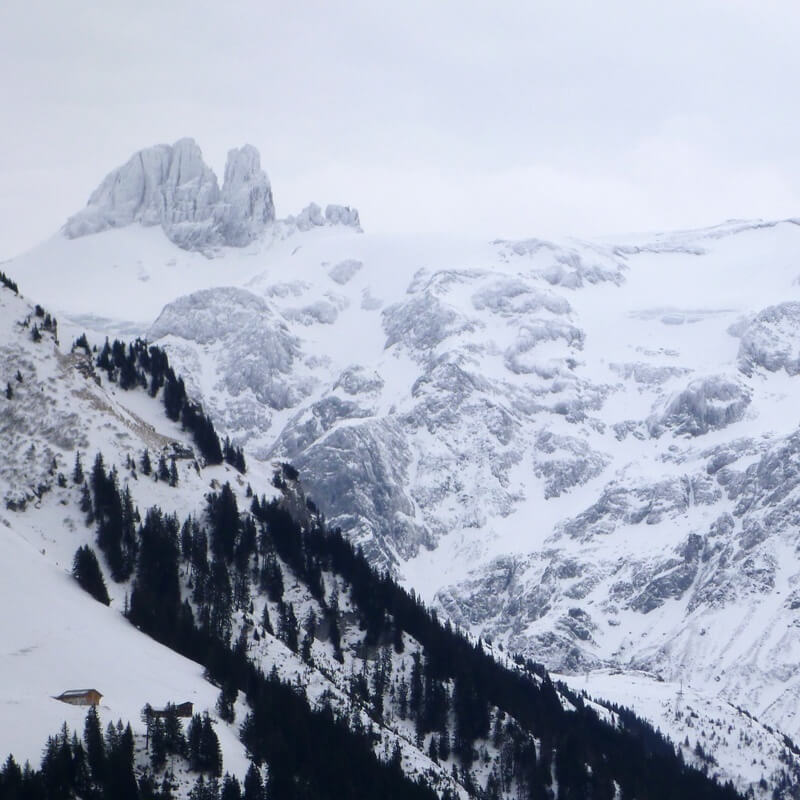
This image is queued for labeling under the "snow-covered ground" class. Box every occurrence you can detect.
[558,669,800,796]
[6,160,800,792]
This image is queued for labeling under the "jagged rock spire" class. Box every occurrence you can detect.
[65,138,274,250]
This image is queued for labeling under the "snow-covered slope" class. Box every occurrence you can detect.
[0,286,257,786]
[7,144,800,789]
[5,280,744,800]
[0,283,467,798]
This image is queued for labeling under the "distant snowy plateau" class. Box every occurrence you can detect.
[8,138,800,763]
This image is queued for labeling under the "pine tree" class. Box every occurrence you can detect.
[200,713,222,776]
[277,601,299,652]
[167,708,187,757]
[221,773,242,800]
[72,452,84,484]
[141,448,152,476]
[242,763,264,800]
[169,457,179,487]
[83,706,105,786]
[72,545,110,605]
[216,684,237,724]
[150,717,167,770]
[77,484,93,529]
[261,603,273,635]
[158,453,170,482]
[5,382,12,400]
[187,715,202,771]
[301,609,317,663]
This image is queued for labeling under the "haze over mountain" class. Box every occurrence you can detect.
[4,138,800,797]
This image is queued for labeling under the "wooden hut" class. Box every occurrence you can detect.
[55,689,103,706]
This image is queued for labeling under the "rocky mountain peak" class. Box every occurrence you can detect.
[217,144,275,246]
[63,138,276,251]
[63,138,360,251]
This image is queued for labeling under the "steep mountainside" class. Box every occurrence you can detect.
[0,277,766,799]
[7,140,800,791]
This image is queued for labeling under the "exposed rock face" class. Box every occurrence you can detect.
[149,287,314,434]
[533,431,609,498]
[328,259,363,285]
[65,139,221,248]
[216,145,275,246]
[65,139,276,250]
[737,301,800,375]
[287,203,361,233]
[276,418,426,567]
[37,196,800,753]
[648,375,751,437]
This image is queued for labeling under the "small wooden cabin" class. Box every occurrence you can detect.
[55,689,103,706]
[148,701,193,719]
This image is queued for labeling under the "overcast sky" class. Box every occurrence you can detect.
[1,0,799,258]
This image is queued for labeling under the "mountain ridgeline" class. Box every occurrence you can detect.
[0,271,762,798]
[7,448,742,799]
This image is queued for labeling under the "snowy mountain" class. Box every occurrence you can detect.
[0,277,758,799]
[6,139,800,795]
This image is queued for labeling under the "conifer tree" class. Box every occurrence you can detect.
[261,603,273,635]
[72,545,110,605]
[169,457,179,487]
[221,773,242,800]
[80,481,94,523]
[216,683,237,724]
[150,717,167,770]
[242,763,264,800]
[83,706,105,786]
[72,452,84,484]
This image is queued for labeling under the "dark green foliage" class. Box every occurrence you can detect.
[0,713,138,800]
[216,683,237,724]
[207,483,240,563]
[259,552,283,602]
[72,452,84,484]
[169,458,179,487]
[150,718,167,770]
[84,705,105,785]
[59,457,744,800]
[90,454,137,581]
[220,773,241,800]
[281,462,299,481]
[94,338,224,465]
[186,714,222,776]
[181,401,222,464]
[0,270,19,294]
[242,764,264,800]
[129,507,181,643]
[240,671,439,800]
[72,544,111,605]
[276,601,299,653]
[157,453,170,482]
[222,437,246,473]
[80,481,94,524]
[162,704,187,757]
[74,332,91,354]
